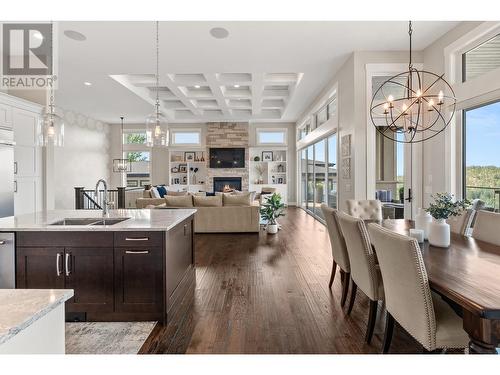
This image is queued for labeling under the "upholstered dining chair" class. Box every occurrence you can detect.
[320,204,351,307]
[368,223,469,353]
[346,200,383,221]
[336,211,384,344]
[472,210,500,246]
[447,209,475,236]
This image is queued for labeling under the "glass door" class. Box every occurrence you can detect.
[307,145,315,211]
[327,134,338,209]
[313,139,326,218]
[300,149,307,210]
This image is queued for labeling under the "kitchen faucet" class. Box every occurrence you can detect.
[95,179,111,216]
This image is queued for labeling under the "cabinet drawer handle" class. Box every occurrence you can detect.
[65,253,71,276]
[125,237,149,241]
[56,253,62,276]
[0,240,6,245]
[126,250,149,254]
[14,161,17,174]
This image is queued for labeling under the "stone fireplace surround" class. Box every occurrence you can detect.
[206,122,249,192]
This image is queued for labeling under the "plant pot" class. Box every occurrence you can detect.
[428,218,450,247]
[267,224,278,234]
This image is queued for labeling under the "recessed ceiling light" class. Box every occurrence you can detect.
[209,27,229,39]
[194,85,201,89]
[64,30,87,41]
[84,81,92,86]
[234,84,240,88]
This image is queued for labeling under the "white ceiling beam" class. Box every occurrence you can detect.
[203,73,231,117]
[251,73,264,116]
[161,74,202,117]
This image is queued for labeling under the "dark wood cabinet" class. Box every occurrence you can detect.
[114,246,163,314]
[166,219,193,309]
[65,247,114,313]
[14,218,195,322]
[16,247,65,289]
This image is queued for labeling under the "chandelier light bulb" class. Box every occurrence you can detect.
[401,103,408,113]
[47,124,55,137]
[387,95,394,102]
[438,90,444,104]
[416,89,422,97]
[428,99,435,111]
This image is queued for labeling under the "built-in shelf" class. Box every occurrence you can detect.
[169,150,207,191]
[249,146,288,204]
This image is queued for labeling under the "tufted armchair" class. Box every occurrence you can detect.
[346,199,383,222]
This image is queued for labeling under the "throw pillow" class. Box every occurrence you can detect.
[223,192,252,206]
[165,195,193,207]
[151,186,161,198]
[157,185,167,198]
[193,195,222,207]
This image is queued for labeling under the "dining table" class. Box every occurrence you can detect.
[380,219,500,354]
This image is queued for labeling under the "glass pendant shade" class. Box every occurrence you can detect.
[145,110,169,147]
[39,107,65,147]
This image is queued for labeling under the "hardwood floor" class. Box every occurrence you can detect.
[140,207,426,354]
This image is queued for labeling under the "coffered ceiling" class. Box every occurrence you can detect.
[54,21,462,124]
[111,72,302,121]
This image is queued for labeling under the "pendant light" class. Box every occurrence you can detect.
[39,21,64,147]
[145,21,168,147]
[369,21,456,144]
[113,116,132,173]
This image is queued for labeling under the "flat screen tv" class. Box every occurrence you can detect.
[209,148,245,168]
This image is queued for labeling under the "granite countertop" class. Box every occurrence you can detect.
[0,289,74,346]
[0,209,197,232]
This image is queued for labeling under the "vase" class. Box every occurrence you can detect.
[428,218,450,247]
[267,224,278,234]
[415,208,432,240]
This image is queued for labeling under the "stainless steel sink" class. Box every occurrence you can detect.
[50,218,130,226]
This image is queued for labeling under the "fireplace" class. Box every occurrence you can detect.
[213,177,242,192]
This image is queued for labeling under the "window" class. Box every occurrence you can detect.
[172,130,201,145]
[123,131,147,144]
[125,151,151,188]
[463,33,500,82]
[299,133,338,220]
[327,98,337,121]
[257,129,287,145]
[463,100,500,211]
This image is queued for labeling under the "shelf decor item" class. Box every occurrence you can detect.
[200,152,205,162]
[262,151,273,162]
[426,193,469,247]
[260,193,285,234]
[185,151,196,162]
[369,21,456,144]
[253,156,261,162]
[179,164,187,173]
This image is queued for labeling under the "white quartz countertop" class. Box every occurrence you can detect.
[0,209,197,232]
[0,289,74,345]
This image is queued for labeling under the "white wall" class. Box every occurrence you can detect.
[422,22,485,207]
[53,109,111,209]
[249,122,297,204]
[296,51,423,212]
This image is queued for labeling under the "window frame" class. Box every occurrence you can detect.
[256,127,288,146]
[170,128,202,146]
[462,32,500,83]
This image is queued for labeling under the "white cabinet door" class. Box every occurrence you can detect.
[12,107,42,214]
[0,103,13,129]
[14,178,38,215]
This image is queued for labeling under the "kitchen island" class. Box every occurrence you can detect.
[0,209,196,323]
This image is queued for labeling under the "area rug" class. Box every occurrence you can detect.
[65,321,157,354]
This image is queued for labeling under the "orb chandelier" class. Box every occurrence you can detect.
[145,21,169,147]
[113,116,131,173]
[39,21,64,147]
[370,21,456,144]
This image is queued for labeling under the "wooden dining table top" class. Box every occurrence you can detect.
[379,219,500,320]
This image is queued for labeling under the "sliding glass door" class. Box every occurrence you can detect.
[299,133,338,221]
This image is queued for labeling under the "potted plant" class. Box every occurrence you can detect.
[260,193,285,234]
[425,193,469,247]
